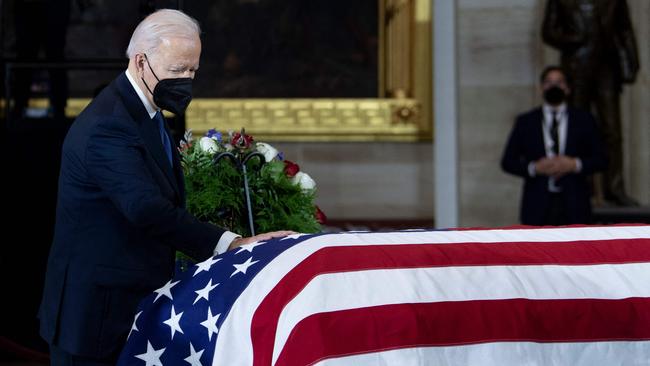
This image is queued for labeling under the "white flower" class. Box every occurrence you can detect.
[183,129,194,143]
[256,142,279,163]
[199,137,219,154]
[292,171,316,191]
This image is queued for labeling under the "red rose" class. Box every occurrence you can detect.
[179,141,192,152]
[284,160,300,178]
[231,132,254,149]
[315,205,327,225]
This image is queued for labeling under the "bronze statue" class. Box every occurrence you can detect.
[542,0,640,206]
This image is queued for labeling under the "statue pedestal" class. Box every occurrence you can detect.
[592,205,650,224]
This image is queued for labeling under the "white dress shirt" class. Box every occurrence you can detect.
[527,103,582,192]
[125,70,239,255]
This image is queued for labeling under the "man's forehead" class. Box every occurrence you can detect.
[155,37,200,62]
[160,35,200,47]
[544,71,566,82]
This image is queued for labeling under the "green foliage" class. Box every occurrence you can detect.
[180,132,321,237]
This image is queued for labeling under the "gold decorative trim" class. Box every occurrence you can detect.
[1,97,423,141]
[185,98,422,141]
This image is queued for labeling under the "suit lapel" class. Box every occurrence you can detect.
[533,108,547,158]
[165,121,187,204]
[564,108,577,156]
[115,73,181,198]
[139,119,181,196]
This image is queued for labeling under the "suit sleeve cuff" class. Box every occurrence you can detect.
[215,231,241,255]
[527,162,537,177]
[574,158,582,173]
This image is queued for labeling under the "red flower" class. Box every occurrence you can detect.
[284,160,300,178]
[231,131,254,149]
[179,141,192,152]
[315,206,327,225]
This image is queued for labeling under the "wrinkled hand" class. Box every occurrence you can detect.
[534,155,577,179]
[228,230,297,251]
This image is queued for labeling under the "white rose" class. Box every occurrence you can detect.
[256,142,279,163]
[199,136,219,154]
[292,171,316,190]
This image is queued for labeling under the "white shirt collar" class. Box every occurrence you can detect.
[542,102,567,118]
[125,69,158,119]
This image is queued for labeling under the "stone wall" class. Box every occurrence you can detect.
[458,0,649,226]
[273,142,434,220]
[271,0,648,226]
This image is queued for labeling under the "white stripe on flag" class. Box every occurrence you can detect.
[212,226,650,366]
[313,341,650,366]
[273,263,650,364]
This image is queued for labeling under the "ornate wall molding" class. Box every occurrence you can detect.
[185,98,422,141]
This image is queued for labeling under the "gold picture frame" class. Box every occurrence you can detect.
[187,0,432,142]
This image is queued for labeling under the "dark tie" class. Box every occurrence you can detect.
[550,111,559,156]
[154,111,173,166]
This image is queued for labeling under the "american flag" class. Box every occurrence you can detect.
[118,225,650,365]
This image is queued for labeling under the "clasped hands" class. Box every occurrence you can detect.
[534,155,578,179]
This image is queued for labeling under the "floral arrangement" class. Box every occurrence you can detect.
[179,128,326,238]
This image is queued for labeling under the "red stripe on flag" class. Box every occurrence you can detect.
[251,238,650,366]
[275,298,650,366]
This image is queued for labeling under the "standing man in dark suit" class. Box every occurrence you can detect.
[39,9,292,365]
[501,66,607,225]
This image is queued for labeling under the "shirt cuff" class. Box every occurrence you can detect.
[527,162,537,177]
[214,231,241,255]
[574,158,582,173]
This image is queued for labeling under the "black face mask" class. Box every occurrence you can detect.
[142,54,193,115]
[543,86,566,106]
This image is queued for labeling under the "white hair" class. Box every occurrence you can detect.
[126,9,200,59]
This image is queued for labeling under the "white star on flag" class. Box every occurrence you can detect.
[200,307,220,341]
[127,311,142,339]
[193,256,221,277]
[231,257,259,277]
[193,279,219,305]
[184,343,204,366]
[162,305,184,339]
[153,279,180,303]
[134,340,165,366]
[235,241,265,254]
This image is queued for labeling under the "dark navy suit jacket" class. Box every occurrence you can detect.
[39,72,224,358]
[501,107,607,225]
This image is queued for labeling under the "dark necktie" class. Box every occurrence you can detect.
[154,111,173,166]
[550,111,559,156]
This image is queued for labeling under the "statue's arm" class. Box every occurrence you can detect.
[615,0,640,82]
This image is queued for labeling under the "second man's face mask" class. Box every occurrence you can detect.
[142,54,193,115]
[543,86,566,106]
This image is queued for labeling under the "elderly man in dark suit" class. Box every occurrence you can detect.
[501,66,607,226]
[39,9,292,365]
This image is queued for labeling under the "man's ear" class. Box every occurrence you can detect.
[135,54,146,76]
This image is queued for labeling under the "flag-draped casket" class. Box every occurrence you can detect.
[119,225,650,365]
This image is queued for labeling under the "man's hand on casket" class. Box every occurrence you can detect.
[228,231,297,251]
